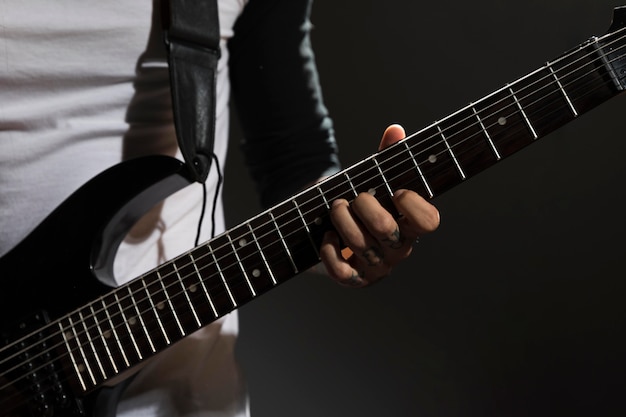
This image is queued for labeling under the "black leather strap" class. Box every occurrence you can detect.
[162,0,220,183]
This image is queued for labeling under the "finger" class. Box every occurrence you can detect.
[379,124,406,150]
[393,189,440,234]
[328,198,386,268]
[320,231,368,288]
[349,192,413,265]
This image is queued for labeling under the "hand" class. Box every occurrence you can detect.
[319,124,440,287]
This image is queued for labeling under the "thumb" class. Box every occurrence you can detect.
[378,124,406,150]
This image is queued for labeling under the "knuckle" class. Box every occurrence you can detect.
[371,213,397,237]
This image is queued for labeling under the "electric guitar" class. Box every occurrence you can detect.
[2,6,626,417]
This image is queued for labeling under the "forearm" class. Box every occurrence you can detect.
[228,0,340,208]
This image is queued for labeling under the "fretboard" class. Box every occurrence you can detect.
[56,22,626,392]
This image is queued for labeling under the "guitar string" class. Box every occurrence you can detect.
[0,72,616,417]
[0,27,620,388]
[0,38,620,412]
[1,26,620,384]
[1,27,624,407]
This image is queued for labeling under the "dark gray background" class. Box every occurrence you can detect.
[224,1,626,416]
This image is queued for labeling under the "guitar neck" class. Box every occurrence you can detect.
[56,23,626,393]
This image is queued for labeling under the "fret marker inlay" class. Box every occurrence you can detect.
[226,233,257,297]
[246,222,278,286]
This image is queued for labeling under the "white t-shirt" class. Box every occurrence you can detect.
[0,1,249,416]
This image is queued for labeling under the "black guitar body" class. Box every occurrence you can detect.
[0,156,192,417]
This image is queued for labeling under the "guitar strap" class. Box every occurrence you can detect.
[161,0,220,184]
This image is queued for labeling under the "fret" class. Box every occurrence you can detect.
[140,269,189,345]
[269,210,298,273]
[248,212,298,285]
[100,298,130,368]
[223,224,275,296]
[113,293,144,359]
[189,243,236,316]
[207,242,238,308]
[316,185,331,210]
[510,66,578,138]
[77,310,106,380]
[293,187,334,251]
[550,41,617,115]
[89,304,119,374]
[126,286,156,353]
[507,84,538,139]
[172,261,202,328]
[472,87,535,159]
[112,280,165,358]
[189,252,219,318]
[317,171,354,203]
[548,64,578,116]
[372,157,393,197]
[341,159,387,201]
[591,36,624,91]
[75,307,114,385]
[292,199,320,260]
[225,232,257,297]
[599,30,626,90]
[68,315,96,386]
[471,105,501,160]
[58,321,88,391]
[112,284,158,357]
[344,172,358,197]
[404,124,462,195]
[247,222,278,285]
[435,106,500,179]
[271,201,321,272]
[59,318,95,391]
[174,252,223,325]
[140,278,171,346]
[126,276,168,351]
[74,303,119,381]
[156,269,188,336]
[437,124,466,180]
[209,233,257,306]
[157,261,206,335]
[402,140,434,198]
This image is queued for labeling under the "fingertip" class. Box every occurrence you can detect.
[379,124,406,150]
